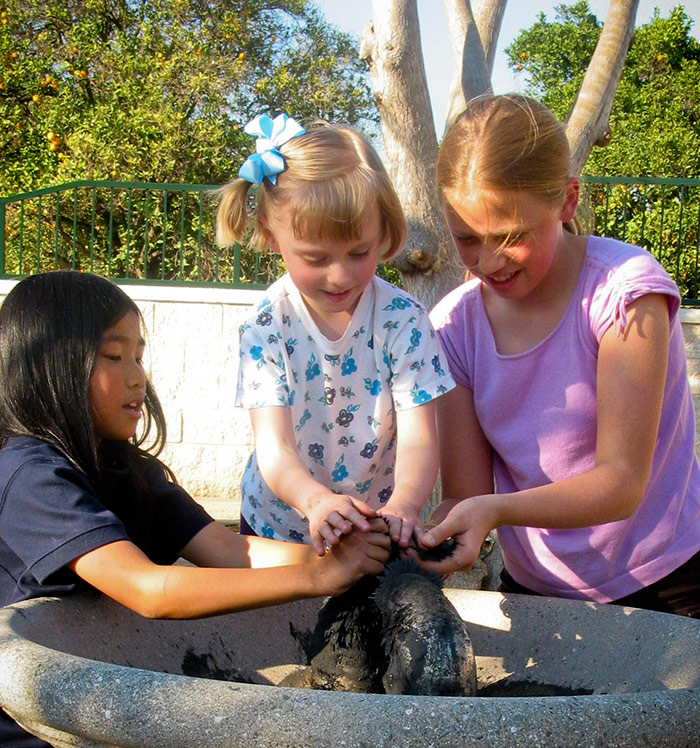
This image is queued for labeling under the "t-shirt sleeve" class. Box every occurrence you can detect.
[429,284,475,390]
[144,462,213,559]
[235,314,290,409]
[1,458,128,588]
[381,293,456,409]
[588,244,681,343]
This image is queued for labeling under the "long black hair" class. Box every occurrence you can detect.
[0,271,168,495]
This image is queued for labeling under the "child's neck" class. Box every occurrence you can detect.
[306,306,353,341]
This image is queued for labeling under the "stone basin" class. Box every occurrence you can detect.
[0,587,699,747]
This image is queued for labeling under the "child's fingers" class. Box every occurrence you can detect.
[311,531,327,557]
[412,523,426,545]
[348,498,377,519]
[420,517,454,548]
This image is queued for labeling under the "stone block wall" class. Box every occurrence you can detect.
[2,278,700,522]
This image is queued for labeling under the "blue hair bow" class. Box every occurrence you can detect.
[238,113,306,185]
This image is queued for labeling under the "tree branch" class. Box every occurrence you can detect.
[566,0,640,174]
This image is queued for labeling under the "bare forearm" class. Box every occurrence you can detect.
[256,443,326,515]
[390,444,439,515]
[488,461,648,531]
[152,564,319,619]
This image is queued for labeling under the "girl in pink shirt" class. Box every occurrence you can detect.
[419,95,700,617]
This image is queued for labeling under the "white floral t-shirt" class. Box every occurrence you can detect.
[235,274,455,543]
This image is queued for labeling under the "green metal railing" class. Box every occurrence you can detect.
[0,180,280,289]
[1,177,699,302]
[581,176,700,306]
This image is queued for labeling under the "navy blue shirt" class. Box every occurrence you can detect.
[0,436,213,606]
[0,436,214,747]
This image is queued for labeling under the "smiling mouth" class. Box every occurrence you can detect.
[487,270,518,284]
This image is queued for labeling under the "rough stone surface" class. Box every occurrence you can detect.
[1,588,699,747]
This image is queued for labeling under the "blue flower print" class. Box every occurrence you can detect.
[308,443,324,464]
[267,334,279,345]
[305,353,321,381]
[378,487,393,504]
[411,386,432,405]
[295,409,311,431]
[432,355,445,376]
[336,407,358,428]
[340,386,355,398]
[367,336,374,350]
[250,345,265,370]
[364,378,382,396]
[286,338,297,355]
[338,435,354,447]
[360,441,378,459]
[406,327,422,354]
[261,523,275,538]
[272,498,292,512]
[256,311,273,327]
[324,354,341,367]
[282,313,291,327]
[289,529,304,542]
[383,296,412,311]
[410,360,424,372]
[341,349,357,376]
[355,479,372,495]
[332,455,349,483]
[324,387,336,405]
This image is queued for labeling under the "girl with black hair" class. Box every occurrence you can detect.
[0,271,390,747]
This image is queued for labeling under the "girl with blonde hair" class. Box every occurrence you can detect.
[219,114,454,556]
[420,95,700,617]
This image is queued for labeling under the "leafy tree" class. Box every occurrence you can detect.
[506,3,700,179]
[506,3,700,298]
[0,0,377,280]
[0,0,376,194]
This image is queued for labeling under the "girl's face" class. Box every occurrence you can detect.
[259,204,383,336]
[443,182,579,301]
[89,311,147,442]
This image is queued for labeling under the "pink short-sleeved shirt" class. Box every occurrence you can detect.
[431,236,700,602]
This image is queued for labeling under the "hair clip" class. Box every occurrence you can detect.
[238,113,306,185]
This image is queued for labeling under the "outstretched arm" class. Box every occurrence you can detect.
[250,406,376,555]
[378,400,440,548]
[68,519,391,619]
[421,294,670,574]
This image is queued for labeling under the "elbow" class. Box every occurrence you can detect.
[607,467,648,522]
[125,573,182,620]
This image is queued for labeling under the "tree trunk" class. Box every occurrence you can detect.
[361,0,464,307]
[443,0,490,131]
[472,0,507,74]
[566,0,640,174]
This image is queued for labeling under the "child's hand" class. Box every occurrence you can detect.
[316,520,392,596]
[377,502,423,550]
[417,496,495,574]
[305,491,377,557]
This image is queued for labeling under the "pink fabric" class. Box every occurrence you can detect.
[431,236,700,602]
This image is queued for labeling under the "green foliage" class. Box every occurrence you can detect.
[0,0,378,282]
[506,3,700,179]
[506,1,601,118]
[506,3,700,300]
[0,0,376,195]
